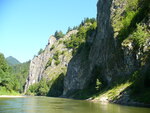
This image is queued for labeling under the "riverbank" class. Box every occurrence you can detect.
[84,82,150,108]
[91,97,150,108]
[0,95,26,98]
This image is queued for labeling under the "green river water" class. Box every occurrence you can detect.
[0,96,150,113]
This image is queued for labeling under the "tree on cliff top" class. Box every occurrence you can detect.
[54,30,64,39]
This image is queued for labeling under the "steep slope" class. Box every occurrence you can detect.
[63,0,150,105]
[6,56,20,66]
[63,0,115,96]
[24,0,149,105]
[24,30,78,95]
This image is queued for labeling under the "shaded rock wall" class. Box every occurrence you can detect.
[63,0,150,97]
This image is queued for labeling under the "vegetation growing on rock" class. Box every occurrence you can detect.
[54,30,65,39]
[64,18,97,55]
[24,18,97,96]
[5,0,149,106]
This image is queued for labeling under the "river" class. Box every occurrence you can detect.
[0,96,149,113]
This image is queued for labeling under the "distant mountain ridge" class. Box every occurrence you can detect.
[6,56,21,66]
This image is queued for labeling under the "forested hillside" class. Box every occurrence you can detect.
[0,53,30,95]
[6,56,20,66]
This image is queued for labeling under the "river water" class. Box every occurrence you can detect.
[0,96,149,113]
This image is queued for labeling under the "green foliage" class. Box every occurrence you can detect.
[0,53,29,94]
[38,78,49,96]
[54,30,64,39]
[95,82,132,101]
[66,26,78,33]
[95,79,102,91]
[53,51,60,61]
[0,69,10,88]
[38,48,44,55]
[64,19,97,55]
[87,21,97,37]
[64,34,82,52]
[0,53,9,72]
[73,26,78,30]
[0,86,19,95]
[11,61,30,93]
[47,73,65,97]
[55,60,60,66]
[0,53,13,92]
[27,78,49,96]
[129,24,149,47]
[67,27,72,33]
[58,40,63,44]
[118,0,150,43]
[27,83,39,95]
[61,51,65,55]
[45,58,53,69]
[27,73,65,96]
[6,56,20,66]
[70,85,98,99]
[79,18,96,27]
[52,51,61,66]
[50,45,55,50]
[130,69,150,104]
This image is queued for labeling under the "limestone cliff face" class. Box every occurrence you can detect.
[24,30,78,92]
[24,0,149,103]
[24,36,56,92]
[63,0,150,97]
[63,0,115,96]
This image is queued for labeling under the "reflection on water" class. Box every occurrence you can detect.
[0,96,150,113]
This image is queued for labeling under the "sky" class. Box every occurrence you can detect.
[0,0,98,63]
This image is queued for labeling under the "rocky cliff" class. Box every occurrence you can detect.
[24,30,78,93]
[63,0,115,96]
[24,0,150,105]
[63,0,150,104]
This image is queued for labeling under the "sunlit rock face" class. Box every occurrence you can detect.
[24,30,78,93]
[63,0,150,97]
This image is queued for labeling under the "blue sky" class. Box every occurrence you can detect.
[0,0,98,62]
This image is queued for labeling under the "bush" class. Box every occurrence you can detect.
[0,53,9,72]
[61,51,65,55]
[67,27,72,33]
[50,45,55,50]
[129,24,149,47]
[38,49,44,55]
[64,20,97,55]
[55,60,60,66]
[117,0,149,43]
[47,73,65,97]
[45,58,53,69]
[54,30,64,39]
[53,51,60,61]
[27,78,49,96]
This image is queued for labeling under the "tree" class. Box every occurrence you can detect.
[54,30,64,39]
[38,49,44,55]
[0,53,12,90]
[0,53,8,72]
[67,27,72,33]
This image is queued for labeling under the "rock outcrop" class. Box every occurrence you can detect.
[63,0,150,101]
[24,0,150,105]
[63,0,118,96]
[24,30,78,93]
